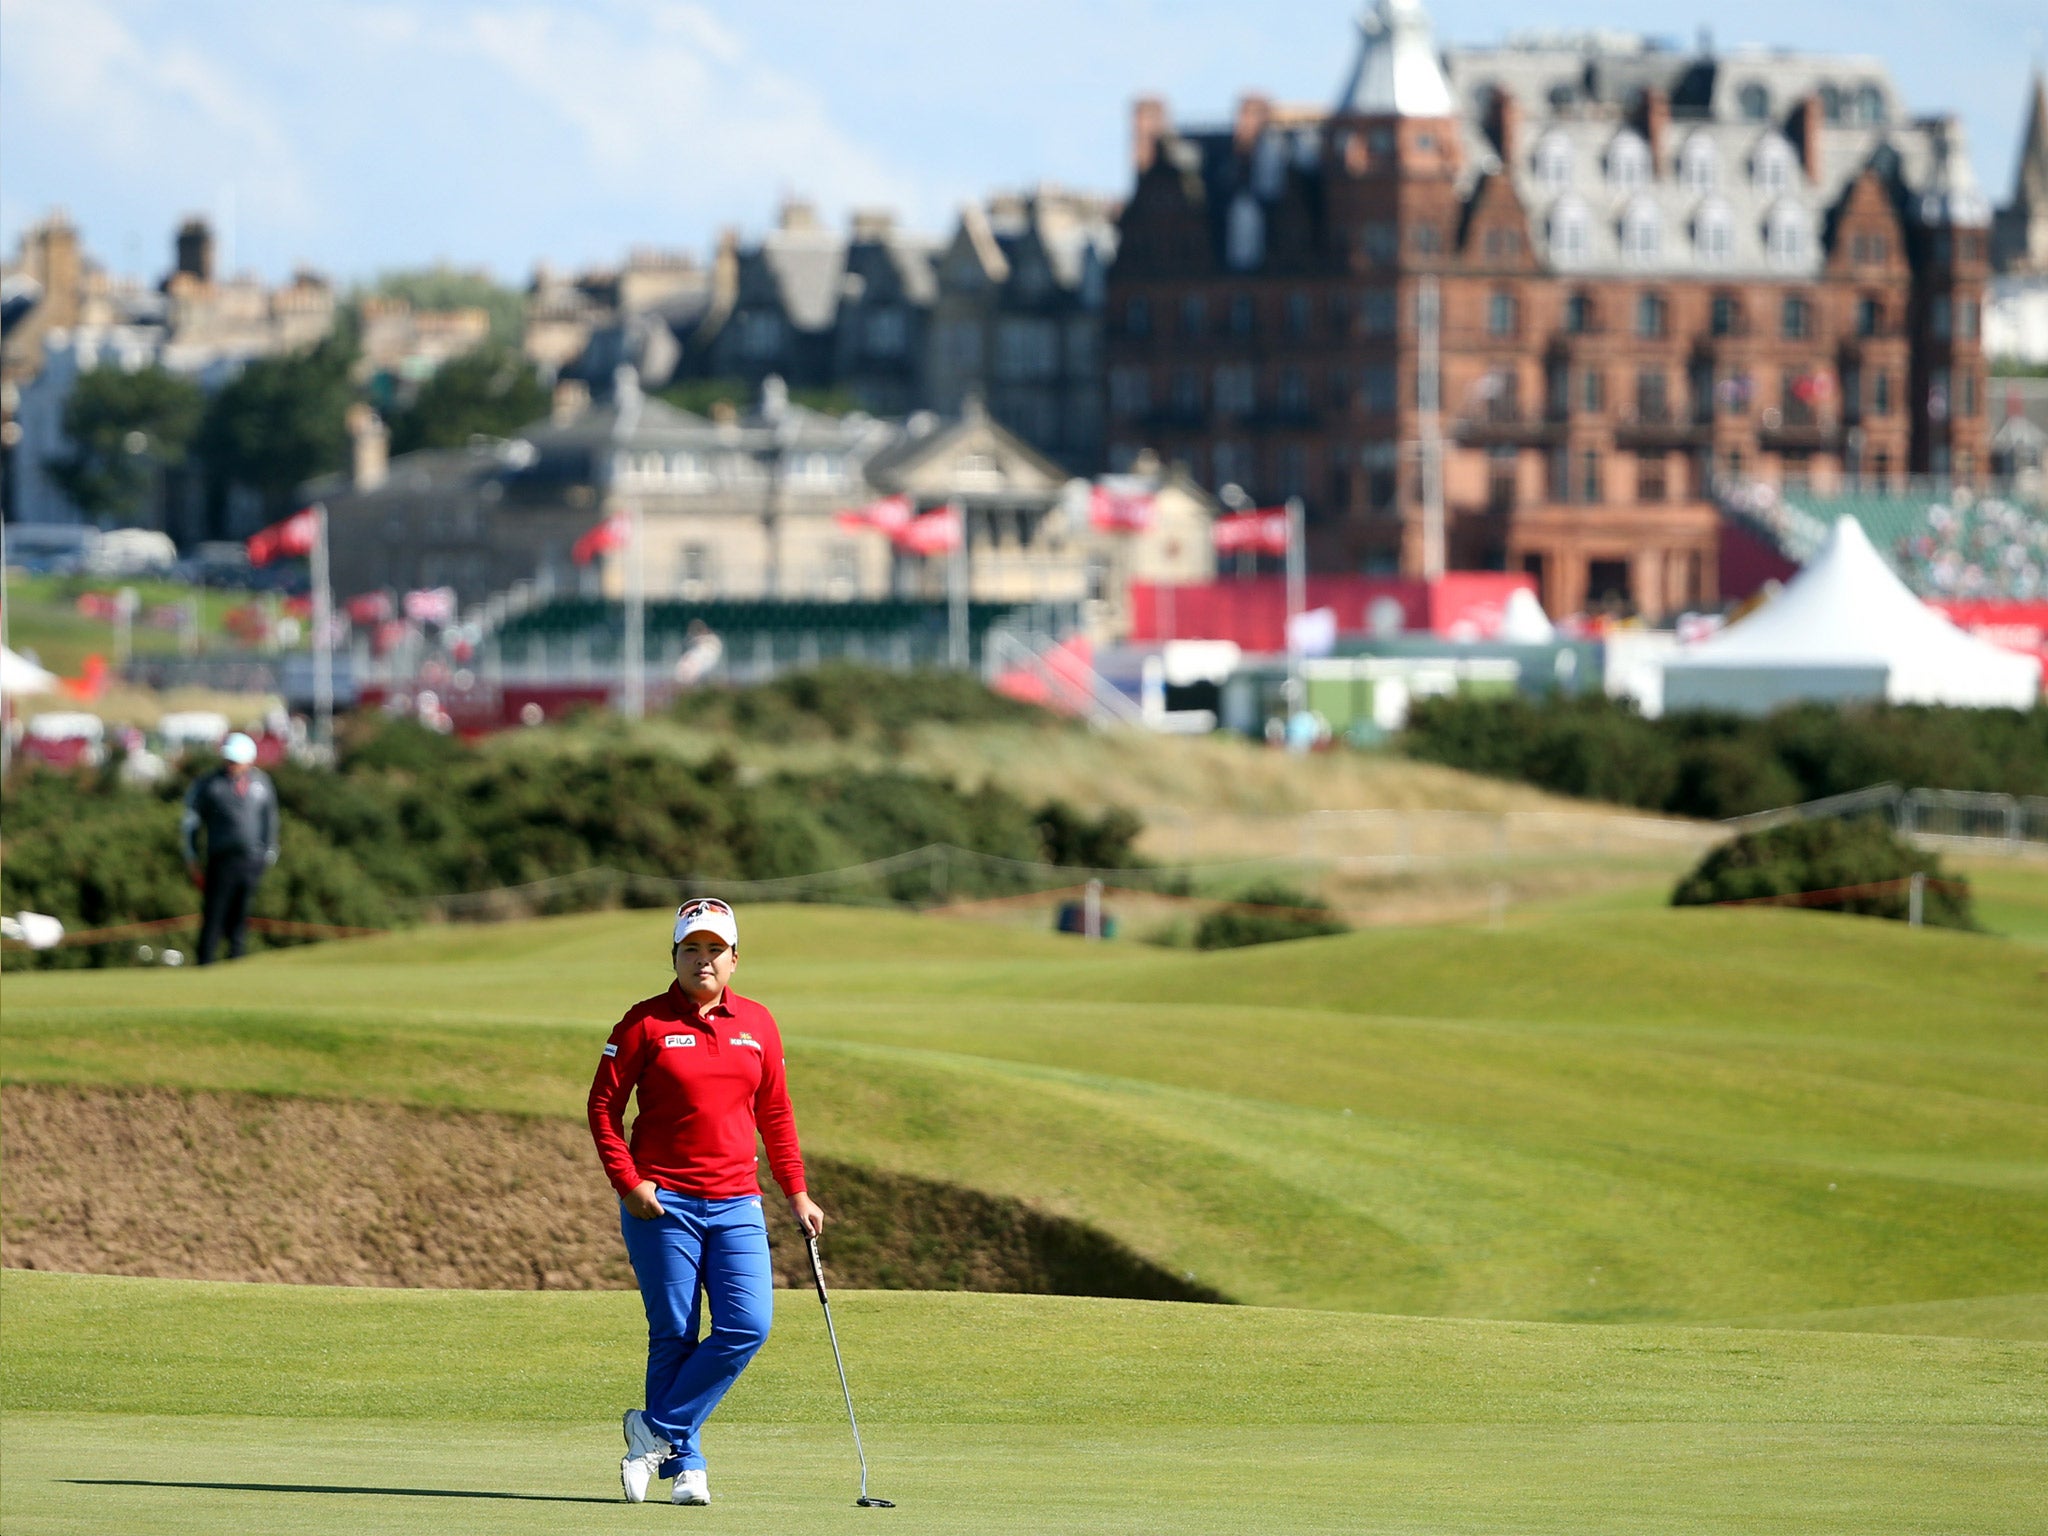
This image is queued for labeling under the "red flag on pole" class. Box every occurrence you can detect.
[834,493,914,535]
[891,503,962,556]
[1088,484,1157,533]
[572,512,632,565]
[246,506,321,567]
[1212,508,1291,557]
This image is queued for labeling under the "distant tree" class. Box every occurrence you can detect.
[371,266,524,347]
[195,333,358,519]
[388,347,548,455]
[656,378,861,418]
[44,365,204,524]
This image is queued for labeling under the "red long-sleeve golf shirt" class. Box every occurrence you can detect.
[587,982,807,1200]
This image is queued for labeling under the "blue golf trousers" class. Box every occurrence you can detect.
[618,1189,774,1473]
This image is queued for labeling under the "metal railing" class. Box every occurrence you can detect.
[1724,781,2048,855]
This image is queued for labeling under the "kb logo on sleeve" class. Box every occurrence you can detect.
[663,1034,697,1049]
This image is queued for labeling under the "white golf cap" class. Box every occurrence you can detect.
[672,898,738,949]
[222,732,258,765]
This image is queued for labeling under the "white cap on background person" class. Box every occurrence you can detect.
[222,732,258,765]
[672,898,738,949]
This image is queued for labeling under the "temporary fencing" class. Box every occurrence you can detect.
[3,913,390,951]
[1709,872,1969,927]
[1724,783,2048,856]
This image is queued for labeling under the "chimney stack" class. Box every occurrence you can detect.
[1795,94,1823,182]
[175,218,215,284]
[1132,96,1168,175]
[1488,84,1521,166]
[1642,88,1669,175]
[346,403,388,492]
[1233,93,1272,154]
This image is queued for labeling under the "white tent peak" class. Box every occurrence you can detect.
[1663,515,2038,711]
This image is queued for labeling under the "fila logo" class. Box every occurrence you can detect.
[664,1034,697,1049]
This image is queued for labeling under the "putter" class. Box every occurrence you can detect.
[802,1229,894,1508]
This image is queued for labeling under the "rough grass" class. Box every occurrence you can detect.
[5,902,2043,1329]
[2,1272,2043,1535]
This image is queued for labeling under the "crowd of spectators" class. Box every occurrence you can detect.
[1893,497,2048,601]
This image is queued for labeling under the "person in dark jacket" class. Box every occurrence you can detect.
[181,732,279,964]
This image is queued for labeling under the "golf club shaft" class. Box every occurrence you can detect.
[805,1232,872,1500]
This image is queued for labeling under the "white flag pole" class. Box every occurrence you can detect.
[948,500,968,671]
[311,503,334,758]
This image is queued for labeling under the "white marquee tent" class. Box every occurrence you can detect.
[1662,517,2041,714]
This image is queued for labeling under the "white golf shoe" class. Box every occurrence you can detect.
[671,1468,711,1506]
[620,1409,675,1504]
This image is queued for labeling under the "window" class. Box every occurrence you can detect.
[1485,367,1520,420]
[1326,367,1350,410]
[1277,367,1307,414]
[1619,197,1660,265]
[1841,364,1861,423]
[1124,297,1151,337]
[739,309,784,358]
[1678,134,1718,194]
[1414,225,1444,255]
[1819,84,1844,124]
[1580,369,1604,414]
[1738,83,1771,122]
[1565,292,1593,334]
[1108,366,1150,416]
[1534,132,1573,191]
[1853,84,1885,125]
[1636,292,1667,338]
[1931,295,1952,339]
[1690,360,1714,422]
[1580,450,1603,503]
[1484,227,1522,259]
[1285,292,1312,337]
[1229,294,1256,337]
[1179,295,1206,338]
[1546,358,1570,420]
[1488,292,1518,337]
[1782,295,1811,339]
[1548,446,1571,501]
[1637,451,1667,502]
[1213,364,1257,415]
[1752,136,1795,194]
[1764,201,1809,268]
[1638,368,1669,421]
[1607,131,1651,191]
[676,544,712,595]
[1710,294,1738,336]
[1549,197,1590,266]
[1171,369,1202,415]
[864,307,906,356]
[1357,290,1397,336]
[1694,199,1733,264]
[1929,367,1951,419]
[1488,447,1518,513]
[1857,296,1883,337]
[1872,372,1891,415]
[1359,222,1398,263]
[995,318,1057,380]
[1360,364,1397,413]
[1960,298,1979,340]
[1226,195,1265,270]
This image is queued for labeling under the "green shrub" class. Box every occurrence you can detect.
[1193,881,1351,950]
[671,664,1056,745]
[1671,816,1973,929]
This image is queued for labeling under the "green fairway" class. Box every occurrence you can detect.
[5,902,2045,1324]
[3,1271,2043,1535]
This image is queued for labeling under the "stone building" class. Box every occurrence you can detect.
[1103,0,1994,618]
[1989,71,2048,366]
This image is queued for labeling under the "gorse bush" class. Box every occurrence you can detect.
[670,664,1055,746]
[2,717,1145,968]
[1401,695,2048,818]
[1671,816,1974,929]
[1193,881,1351,950]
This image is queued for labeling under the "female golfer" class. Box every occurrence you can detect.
[588,897,823,1506]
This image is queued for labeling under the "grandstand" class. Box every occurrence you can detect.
[487,597,1082,678]
[1721,481,2048,601]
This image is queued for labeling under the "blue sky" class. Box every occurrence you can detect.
[1,0,2036,287]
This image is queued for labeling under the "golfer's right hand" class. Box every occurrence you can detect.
[623,1181,666,1220]
[186,862,204,891]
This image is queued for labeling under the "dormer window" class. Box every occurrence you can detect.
[1251,133,1287,198]
[1694,198,1733,264]
[1819,85,1844,124]
[1548,196,1590,267]
[1764,200,1810,269]
[1752,135,1795,195]
[1534,131,1573,192]
[1619,197,1661,265]
[1606,131,1650,192]
[1226,194,1266,271]
[1737,82,1771,122]
[1678,134,1718,194]
[1853,84,1885,126]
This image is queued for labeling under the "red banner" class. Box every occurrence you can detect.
[1212,508,1290,557]
[1088,485,1156,534]
[835,494,914,535]
[892,504,962,556]
[246,506,321,567]
[571,513,631,565]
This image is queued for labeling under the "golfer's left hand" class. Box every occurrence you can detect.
[789,1192,824,1237]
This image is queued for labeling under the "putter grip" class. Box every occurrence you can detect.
[804,1233,830,1304]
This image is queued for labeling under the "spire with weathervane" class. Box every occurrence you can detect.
[1993,68,2048,273]
[1333,0,1453,118]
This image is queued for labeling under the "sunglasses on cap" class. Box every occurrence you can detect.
[672,898,739,947]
